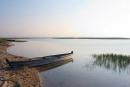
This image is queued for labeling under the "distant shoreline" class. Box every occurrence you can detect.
[52,37,130,39]
[1,37,130,40]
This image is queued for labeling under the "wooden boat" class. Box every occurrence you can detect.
[36,57,73,72]
[6,51,73,69]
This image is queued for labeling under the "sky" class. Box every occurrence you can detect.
[1,0,130,37]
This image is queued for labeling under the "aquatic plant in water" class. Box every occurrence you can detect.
[92,53,130,73]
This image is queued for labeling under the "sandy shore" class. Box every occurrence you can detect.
[0,42,42,87]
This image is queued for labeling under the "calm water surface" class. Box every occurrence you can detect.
[8,39,130,87]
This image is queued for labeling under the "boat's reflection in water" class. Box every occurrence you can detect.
[92,53,130,73]
[35,57,73,72]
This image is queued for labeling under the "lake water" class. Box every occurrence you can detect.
[8,39,130,87]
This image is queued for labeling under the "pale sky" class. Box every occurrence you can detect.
[1,0,130,37]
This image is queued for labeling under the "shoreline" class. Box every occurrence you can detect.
[0,42,42,87]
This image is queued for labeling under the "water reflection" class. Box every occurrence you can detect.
[36,57,73,72]
[92,54,130,72]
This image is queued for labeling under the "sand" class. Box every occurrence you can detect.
[0,42,42,87]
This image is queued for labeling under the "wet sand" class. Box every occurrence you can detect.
[0,42,42,87]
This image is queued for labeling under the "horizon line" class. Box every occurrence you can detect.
[1,36,130,39]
